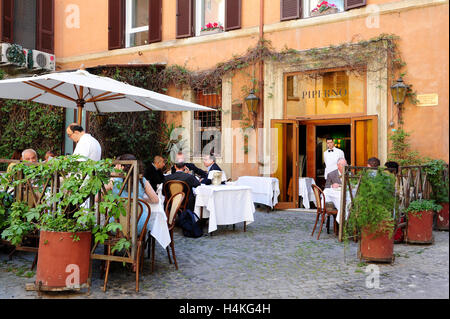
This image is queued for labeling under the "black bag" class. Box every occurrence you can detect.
[177,209,203,238]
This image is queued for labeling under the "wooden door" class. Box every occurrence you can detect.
[351,116,378,166]
[271,119,299,209]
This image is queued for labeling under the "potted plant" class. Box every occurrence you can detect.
[310,1,339,17]
[345,169,397,263]
[423,159,449,230]
[404,199,441,244]
[0,155,128,291]
[200,22,224,36]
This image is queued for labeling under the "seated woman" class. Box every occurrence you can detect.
[6,149,22,173]
[103,154,159,234]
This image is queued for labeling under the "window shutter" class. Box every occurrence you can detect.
[149,0,162,43]
[176,0,194,39]
[344,0,366,10]
[2,0,14,43]
[225,0,241,31]
[108,0,125,50]
[36,0,55,54]
[280,0,301,21]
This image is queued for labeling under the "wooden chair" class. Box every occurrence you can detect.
[149,192,185,272]
[311,184,338,240]
[98,198,151,292]
[163,180,190,212]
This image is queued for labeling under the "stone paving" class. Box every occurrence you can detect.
[0,207,448,299]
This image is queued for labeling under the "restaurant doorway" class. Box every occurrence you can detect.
[314,124,351,189]
[272,116,378,209]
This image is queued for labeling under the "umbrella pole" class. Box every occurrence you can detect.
[77,100,85,125]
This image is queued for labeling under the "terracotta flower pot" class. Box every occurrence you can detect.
[359,226,394,263]
[35,230,91,291]
[436,202,449,231]
[406,210,434,244]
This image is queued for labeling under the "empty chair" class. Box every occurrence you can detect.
[311,184,338,240]
[97,198,151,292]
[149,191,185,272]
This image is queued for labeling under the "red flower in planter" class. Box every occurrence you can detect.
[201,21,224,32]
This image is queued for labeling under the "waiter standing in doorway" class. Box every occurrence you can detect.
[323,136,345,180]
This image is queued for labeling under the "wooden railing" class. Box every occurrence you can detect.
[0,159,141,270]
[339,163,448,242]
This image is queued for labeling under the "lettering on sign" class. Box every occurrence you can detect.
[416,94,438,107]
[302,89,348,99]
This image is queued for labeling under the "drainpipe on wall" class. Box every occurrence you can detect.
[257,0,265,175]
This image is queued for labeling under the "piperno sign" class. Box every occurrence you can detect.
[301,89,348,99]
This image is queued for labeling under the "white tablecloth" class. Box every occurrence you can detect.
[193,185,255,233]
[234,176,280,208]
[148,201,171,249]
[323,187,356,224]
[143,184,170,249]
[299,177,316,209]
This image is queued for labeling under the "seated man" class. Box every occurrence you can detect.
[164,160,201,211]
[367,157,381,176]
[200,154,224,185]
[325,158,347,189]
[144,155,166,192]
[170,151,207,180]
[22,149,38,163]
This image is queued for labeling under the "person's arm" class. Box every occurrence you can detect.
[95,178,114,201]
[324,175,332,188]
[191,175,201,188]
[144,179,159,204]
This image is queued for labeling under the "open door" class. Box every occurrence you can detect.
[351,116,378,166]
[271,119,299,209]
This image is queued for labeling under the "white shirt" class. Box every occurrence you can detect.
[324,147,345,179]
[73,133,102,161]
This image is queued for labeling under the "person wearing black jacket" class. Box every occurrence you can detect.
[144,155,166,191]
[201,154,223,185]
[170,151,207,179]
[164,161,201,211]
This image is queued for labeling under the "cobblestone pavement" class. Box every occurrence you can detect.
[0,208,448,299]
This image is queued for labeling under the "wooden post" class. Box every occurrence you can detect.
[338,166,348,242]
[131,160,138,262]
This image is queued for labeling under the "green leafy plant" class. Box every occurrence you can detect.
[423,159,449,203]
[388,128,422,166]
[345,168,397,240]
[405,199,442,219]
[0,155,129,251]
[0,99,64,162]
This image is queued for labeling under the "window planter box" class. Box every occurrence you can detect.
[310,7,339,17]
[200,29,224,36]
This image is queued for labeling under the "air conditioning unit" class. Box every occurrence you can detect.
[31,49,55,71]
[0,42,29,67]
[0,42,12,64]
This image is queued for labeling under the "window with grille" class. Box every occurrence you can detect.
[193,88,222,157]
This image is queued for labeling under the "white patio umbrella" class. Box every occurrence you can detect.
[0,69,213,124]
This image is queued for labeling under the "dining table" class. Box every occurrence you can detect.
[193,184,255,233]
[298,177,317,209]
[234,176,280,209]
[323,186,357,224]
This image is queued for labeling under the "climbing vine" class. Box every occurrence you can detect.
[0,99,64,164]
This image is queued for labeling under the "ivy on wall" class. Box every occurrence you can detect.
[0,99,64,162]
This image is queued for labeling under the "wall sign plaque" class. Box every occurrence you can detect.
[416,94,438,107]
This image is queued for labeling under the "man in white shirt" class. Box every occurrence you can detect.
[66,123,102,161]
[323,137,345,179]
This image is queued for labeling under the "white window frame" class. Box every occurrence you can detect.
[125,0,149,48]
[195,0,225,36]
